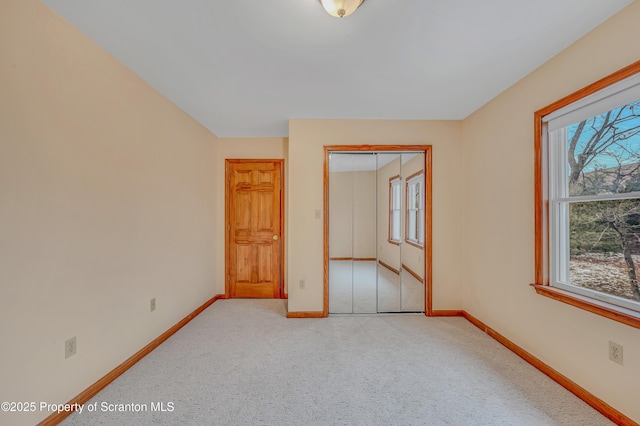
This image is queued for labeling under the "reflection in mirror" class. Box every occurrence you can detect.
[328,150,426,314]
[328,153,378,314]
[328,154,355,313]
[351,154,377,313]
[376,153,402,312]
[400,153,425,312]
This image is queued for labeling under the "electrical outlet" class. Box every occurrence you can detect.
[609,341,623,365]
[65,336,77,359]
[150,297,156,312]
[299,279,305,289]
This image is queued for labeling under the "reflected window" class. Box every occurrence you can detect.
[405,172,424,246]
[389,176,401,243]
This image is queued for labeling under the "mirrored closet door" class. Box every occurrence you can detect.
[327,149,427,314]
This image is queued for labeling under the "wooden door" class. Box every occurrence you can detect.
[226,160,283,298]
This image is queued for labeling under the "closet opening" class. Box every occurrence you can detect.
[323,145,432,315]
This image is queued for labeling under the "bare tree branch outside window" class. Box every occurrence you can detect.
[568,101,640,301]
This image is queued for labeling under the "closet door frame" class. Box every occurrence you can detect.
[323,145,433,316]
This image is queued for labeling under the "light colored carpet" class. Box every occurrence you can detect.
[63,299,611,425]
[329,260,425,314]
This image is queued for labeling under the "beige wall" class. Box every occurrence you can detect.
[352,171,377,259]
[329,171,377,259]
[288,120,464,313]
[0,1,218,425]
[329,172,355,258]
[214,137,287,294]
[376,157,401,269]
[375,155,424,278]
[461,1,640,422]
[330,156,423,272]
[400,154,425,278]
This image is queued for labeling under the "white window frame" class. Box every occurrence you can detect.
[545,74,640,313]
[389,176,401,244]
[405,172,425,247]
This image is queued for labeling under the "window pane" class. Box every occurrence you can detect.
[408,211,416,240]
[569,199,640,302]
[393,183,401,209]
[392,212,401,240]
[389,178,401,241]
[566,101,640,197]
[409,185,414,209]
[405,176,425,245]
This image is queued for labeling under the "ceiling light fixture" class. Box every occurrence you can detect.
[320,0,365,18]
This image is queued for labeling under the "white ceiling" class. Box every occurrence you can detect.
[329,152,419,172]
[41,0,633,138]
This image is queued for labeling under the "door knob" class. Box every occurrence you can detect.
[273,235,279,240]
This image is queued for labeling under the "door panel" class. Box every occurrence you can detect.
[235,245,252,282]
[227,160,282,298]
[236,192,251,230]
[258,192,273,230]
[258,244,273,281]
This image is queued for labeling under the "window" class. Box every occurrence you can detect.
[405,171,425,247]
[535,63,640,325]
[389,176,401,243]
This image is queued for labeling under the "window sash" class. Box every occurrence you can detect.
[406,174,425,245]
[549,125,640,313]
[389,177,401,242]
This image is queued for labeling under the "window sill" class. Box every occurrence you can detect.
[530,284,640,329]
[404,240,424,249]
[388,240,401,246]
